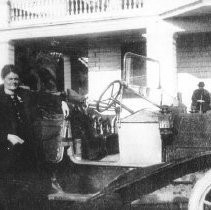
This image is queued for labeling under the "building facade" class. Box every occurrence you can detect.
[1,0,211,109]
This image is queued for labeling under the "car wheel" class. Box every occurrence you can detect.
[189,169,211,210]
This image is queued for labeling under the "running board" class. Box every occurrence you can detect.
[48,192,98,202]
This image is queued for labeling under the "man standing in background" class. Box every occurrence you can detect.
[191,81,210,113]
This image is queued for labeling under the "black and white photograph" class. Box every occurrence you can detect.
[0,0,211,209]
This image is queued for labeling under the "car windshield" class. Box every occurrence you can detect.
[121,52,162,113]
[123,52,160,90]
[122,52,178,112]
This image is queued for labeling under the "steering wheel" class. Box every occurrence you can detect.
[97,80,122,112]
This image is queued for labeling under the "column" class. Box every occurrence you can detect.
[146,20,178,105]
[0,41,15,84]
[63,56,71,91]
[0,0,10,28]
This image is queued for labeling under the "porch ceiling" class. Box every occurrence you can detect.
[161,0,211,19]
[15,35,89,56]
[14,29,145,55]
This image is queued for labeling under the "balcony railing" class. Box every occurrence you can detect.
[8,0,144,24]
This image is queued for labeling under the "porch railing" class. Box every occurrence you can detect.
[8,0,144,23]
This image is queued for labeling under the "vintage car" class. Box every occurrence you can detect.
[1,52,211,210]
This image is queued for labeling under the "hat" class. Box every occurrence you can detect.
[198,82,205,87]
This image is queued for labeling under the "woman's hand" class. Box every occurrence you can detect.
[7,134,24,145]
[61,101,70,118]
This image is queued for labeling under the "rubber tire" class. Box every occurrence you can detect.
[189,169,211,210]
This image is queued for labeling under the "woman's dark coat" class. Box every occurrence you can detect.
[0,84,38,171]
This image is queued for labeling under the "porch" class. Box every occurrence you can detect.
[5,0,203,27]
[8,0,144,26]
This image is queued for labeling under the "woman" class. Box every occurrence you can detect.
[0,64,69,173]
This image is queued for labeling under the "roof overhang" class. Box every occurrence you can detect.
[160,0,211,19]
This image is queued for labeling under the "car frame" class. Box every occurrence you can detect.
[1,52,211,210]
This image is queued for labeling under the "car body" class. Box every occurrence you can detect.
[1,52,211,210]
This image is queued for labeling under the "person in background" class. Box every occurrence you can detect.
[191,81,210,113]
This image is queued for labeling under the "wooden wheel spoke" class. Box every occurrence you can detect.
[189,171,211,210]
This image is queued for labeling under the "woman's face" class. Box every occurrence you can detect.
[4,72,20,91]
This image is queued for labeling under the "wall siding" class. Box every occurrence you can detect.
[177,33,211,77]
[88,40,121,99]
[177,33,211,110]
[88,44,121,72]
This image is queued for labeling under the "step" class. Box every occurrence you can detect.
[48,192,95,202]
